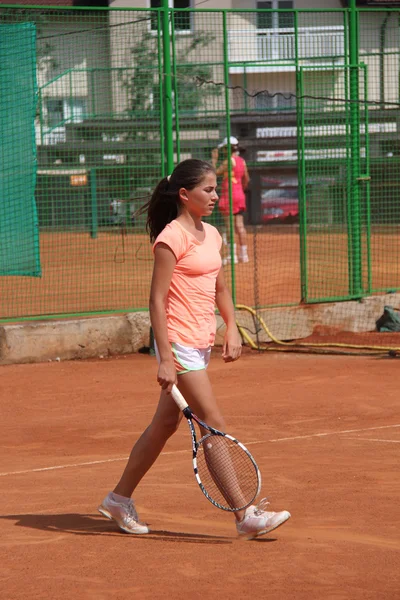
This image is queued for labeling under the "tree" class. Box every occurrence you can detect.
[116,28,222,188]
[119,28,221,119]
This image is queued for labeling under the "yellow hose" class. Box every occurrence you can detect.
[235,304,400,353]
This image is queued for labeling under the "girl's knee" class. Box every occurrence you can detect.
[203,411,226,432]
[151,412,182,439]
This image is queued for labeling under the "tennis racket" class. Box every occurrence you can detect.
[171,384,261,512]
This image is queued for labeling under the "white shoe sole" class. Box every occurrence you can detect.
[98,504,149,535]
[237,512,291,540]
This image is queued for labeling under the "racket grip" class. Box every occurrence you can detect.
[171,385,189,412]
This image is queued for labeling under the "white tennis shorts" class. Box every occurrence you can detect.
[154,341,211,375]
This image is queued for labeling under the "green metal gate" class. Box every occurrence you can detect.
[297,64,372,303]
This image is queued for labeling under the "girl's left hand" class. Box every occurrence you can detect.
[222,325,242,362]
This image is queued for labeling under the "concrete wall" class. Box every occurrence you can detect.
[2,293,399,365]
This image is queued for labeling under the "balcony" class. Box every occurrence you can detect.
[228,26,345,70]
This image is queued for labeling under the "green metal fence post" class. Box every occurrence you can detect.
[171,10,181,164]
[38,87,44,146]
[348,0,363,296]
[362,63,372,293]
[222,10,236,305]
[162,0,174,174]
[91,68,96,115]
[295,14,308,302]
[344,8,354,295]
[156,10,166,178]
[243,65,248,113]
[90,168,98,239]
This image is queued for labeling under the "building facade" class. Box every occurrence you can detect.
[1,0,399,226]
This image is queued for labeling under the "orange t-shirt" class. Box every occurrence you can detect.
[153,220,222,348]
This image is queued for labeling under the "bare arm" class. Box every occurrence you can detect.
[215,268,242,362]
[149,243,177,391]
[216,158,229,177]
[211,148,229,177]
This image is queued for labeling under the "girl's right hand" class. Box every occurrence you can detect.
[157,359,177,393]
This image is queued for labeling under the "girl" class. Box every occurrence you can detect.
[98,159,290,538]
[211,137,250,264]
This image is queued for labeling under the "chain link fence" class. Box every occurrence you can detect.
[1,4,400,350]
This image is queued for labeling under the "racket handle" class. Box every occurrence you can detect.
[171,385,189,412]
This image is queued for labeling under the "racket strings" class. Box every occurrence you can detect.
[196,434,258,511]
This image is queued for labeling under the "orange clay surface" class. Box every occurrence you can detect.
[1,349,400,599]
[1,228,400,319]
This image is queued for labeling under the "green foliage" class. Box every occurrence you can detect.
[120,30,159,119]
[117,27,222,188]
[119,29,221,117]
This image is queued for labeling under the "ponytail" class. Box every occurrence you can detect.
[146,177,179,242]
[139,159,215,242]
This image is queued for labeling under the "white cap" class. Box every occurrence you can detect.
[218,136,239,149]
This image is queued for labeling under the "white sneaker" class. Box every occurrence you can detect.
[98,492,149,534]
[238,255,249,263]
[236,498,291,539]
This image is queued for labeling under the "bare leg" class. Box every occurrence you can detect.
[222,214,231,246]
[177,370,245,521]
[113,370,245,520]
[113,389,182,497]
[234,214,247,248]
[222,214,237,264]
[177,370,224,427]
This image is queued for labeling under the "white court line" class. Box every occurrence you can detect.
[0,457,129,477]
[1,424,399,478]
[268,423,400,443]
[0,449,189,477]
[345,437,400,444]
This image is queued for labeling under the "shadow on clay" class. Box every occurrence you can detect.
[0,513,270,545]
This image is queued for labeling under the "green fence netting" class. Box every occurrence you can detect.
[0,5,400,354]
[0,22,41,277]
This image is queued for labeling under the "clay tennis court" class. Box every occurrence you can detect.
[1,227,400,319]
[1,350,399,599]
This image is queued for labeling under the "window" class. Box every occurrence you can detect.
[45,98,87,127]
[174,0,191,32]
[150,0,192,32]
[46,99,63,128]
[63,98,87,123]
[257,1,294,30]
[255,93,296,111]
[150,0,161,31]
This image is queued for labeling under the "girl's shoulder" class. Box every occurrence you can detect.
[203,221,219,234]
[153,219,189,259]
[156,219,183,239]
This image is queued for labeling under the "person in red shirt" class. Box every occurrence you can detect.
[212,137,250,264]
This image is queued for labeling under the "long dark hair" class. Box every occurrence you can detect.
[139,159,215,242]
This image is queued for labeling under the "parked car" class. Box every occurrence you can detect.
[261,186,299,224]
